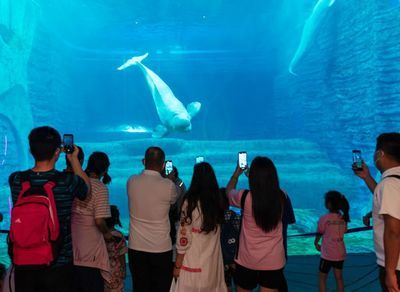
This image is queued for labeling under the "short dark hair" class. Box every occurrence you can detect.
[376,133,400,163]
[29,126,61,161]
[66,145,84,168]
[144,147,165,169]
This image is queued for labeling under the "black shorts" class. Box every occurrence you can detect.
[319,258,344,274]
[233,263,287,290]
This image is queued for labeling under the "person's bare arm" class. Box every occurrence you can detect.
[353,162,377,194]
[383,214,400,292]
[226,165,244,195]
[67,145,91,195]
[314,234,322,251]
[95,218,112,241]
[173,253,185,278]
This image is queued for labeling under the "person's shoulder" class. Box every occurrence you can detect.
[8,171,21,184]
[8,171,22,188]
[128,174,140,183]
[319,213,331,221]
[90,178,107,190]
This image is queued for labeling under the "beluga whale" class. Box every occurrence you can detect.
[117,53,201,138]
[288,0,336,75]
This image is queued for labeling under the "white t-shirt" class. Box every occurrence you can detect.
[127,170,177,253]
[373,166,400,270]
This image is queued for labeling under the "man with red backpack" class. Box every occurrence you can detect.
[8,126,90,292]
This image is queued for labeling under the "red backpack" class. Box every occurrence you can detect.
[9,172,60,266]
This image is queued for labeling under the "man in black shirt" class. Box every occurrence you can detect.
[9,126,90,292]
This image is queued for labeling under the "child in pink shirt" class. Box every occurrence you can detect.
[314,191,350,292]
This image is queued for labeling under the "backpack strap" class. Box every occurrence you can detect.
[235,189,250,259]
[385,175,400,180]
[17,171,32,201]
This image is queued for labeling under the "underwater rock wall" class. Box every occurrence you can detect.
[275,0,400,163]
[0,0,38,169]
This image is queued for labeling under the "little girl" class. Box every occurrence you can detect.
[104,205,128,292]
[314,191,350,292]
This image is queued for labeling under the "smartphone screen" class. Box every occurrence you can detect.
[352,150,363,170]
[195,156,204,164]
[63,134,74,154]
[165,160,173,175]
[238,151,247,169]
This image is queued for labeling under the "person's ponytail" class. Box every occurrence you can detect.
[340,195,350,223]
[102,172,112,185]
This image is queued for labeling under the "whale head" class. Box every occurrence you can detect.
[169,113,192,132]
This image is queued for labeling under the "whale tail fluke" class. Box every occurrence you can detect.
[117,52,149,71]
[152,124,169,138]
[186,102,201,119]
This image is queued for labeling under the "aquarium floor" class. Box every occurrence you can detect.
[122,252,380,291]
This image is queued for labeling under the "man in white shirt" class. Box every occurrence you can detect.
[127,146,177,292]
[354,133,400,292]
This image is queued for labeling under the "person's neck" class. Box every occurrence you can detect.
[145,167,162,173]
[89,173,100,179]
[32,160,55,172]
[381,161,400,173]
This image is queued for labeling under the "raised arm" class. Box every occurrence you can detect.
[226,164,245,195]
[352,162,377,194]
[67,145,91,196]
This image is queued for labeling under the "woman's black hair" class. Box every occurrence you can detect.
[325,191,351,223]
[219,187,229,211]
[85,152,112,184]
[106,205,122,228]
[249,156,283,233]
[182,162,224,233]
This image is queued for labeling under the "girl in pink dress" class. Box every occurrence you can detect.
[104,205,128,292]
[314,191,350,292]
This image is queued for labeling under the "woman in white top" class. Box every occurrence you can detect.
[173,162,227,292]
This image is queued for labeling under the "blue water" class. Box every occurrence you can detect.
[3,0,400,263]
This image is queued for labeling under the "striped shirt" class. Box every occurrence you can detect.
[73,178,111,219]
[9,169,88,267]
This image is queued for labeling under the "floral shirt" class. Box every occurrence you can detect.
[104,230,128,292]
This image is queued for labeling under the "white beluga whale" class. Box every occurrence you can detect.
[289,0,336,75]
[117,53,201,138]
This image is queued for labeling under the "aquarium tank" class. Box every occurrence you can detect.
[1,0,400,266]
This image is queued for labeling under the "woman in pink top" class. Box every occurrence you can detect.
[226,156,287,292]
[314,191,350,292]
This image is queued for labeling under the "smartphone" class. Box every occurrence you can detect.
[195,156,204,164]
[238,151,247,169]
[352,150,363,170]
[165,160,173,175]
[63,134,74,154]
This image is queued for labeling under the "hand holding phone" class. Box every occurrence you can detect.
[238,151,247,170]
[352,150,363,170]
[165,160,173,175]
[63,134,74,154]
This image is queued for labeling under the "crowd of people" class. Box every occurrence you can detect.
[0,126,399,292]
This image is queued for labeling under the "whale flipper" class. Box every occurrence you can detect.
[186,102,201,119]
[117,53,149,71]
[152,124,169,138]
